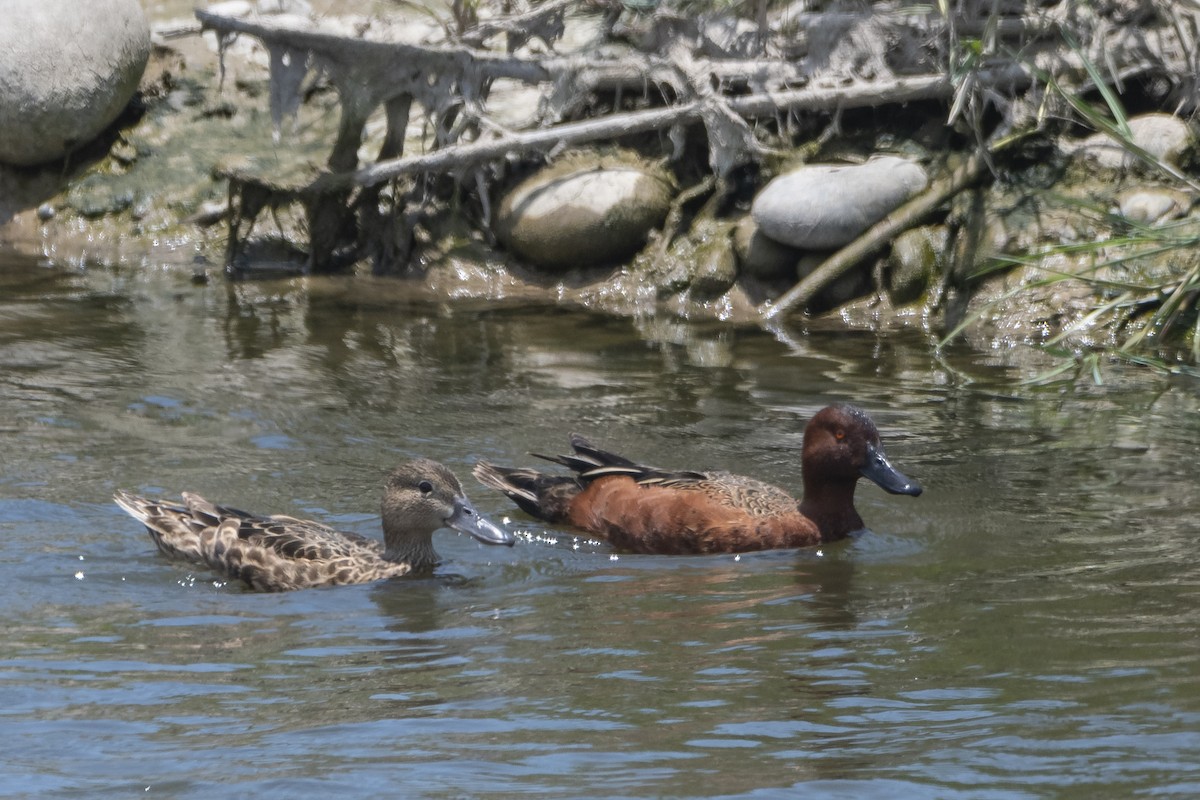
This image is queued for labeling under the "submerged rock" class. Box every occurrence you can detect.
[688,229,739,299]
[796,252,870,311]
[653,219,739,300]
[0,0,151,166]
[495,159,674,270]
[732,215,801,280]
[888,226,947,305]
[751,156,928,250]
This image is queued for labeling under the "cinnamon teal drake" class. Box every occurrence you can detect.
[114,459,514,591]
[473,404,922,555]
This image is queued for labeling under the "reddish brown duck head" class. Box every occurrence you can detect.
[801,404,923,496]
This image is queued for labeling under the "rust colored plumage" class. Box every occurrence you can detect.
[115,459,513,592]
[474,404,922,555]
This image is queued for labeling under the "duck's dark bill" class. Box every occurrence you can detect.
[447,500,516,546]
[860,443,923,497]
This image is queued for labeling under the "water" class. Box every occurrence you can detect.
[2,252,1199,798]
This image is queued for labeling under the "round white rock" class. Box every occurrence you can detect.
[0,0,151,166]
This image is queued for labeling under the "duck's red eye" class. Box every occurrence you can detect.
[835,429,846,441]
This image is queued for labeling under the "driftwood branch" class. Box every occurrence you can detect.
[304,66,1030,193]
[460,0,574,50]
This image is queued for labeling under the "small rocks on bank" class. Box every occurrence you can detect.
[732,216,802,280]
[887,226,947,306]
[1065,112,1195,172]
[1113,187,1192,225]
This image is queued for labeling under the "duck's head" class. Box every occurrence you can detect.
[802,404,923,496]
[382,460,515,559]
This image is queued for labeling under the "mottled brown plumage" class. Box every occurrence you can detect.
[473,404,922,555]
[115,459,514,592]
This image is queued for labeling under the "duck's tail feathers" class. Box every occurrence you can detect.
[472,461,578,523]
[112,489,153,523]
[113,490,212,563]
[534,434,706,485]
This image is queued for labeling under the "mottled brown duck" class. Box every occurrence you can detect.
[115,459,514,591]
[474,404,922,555]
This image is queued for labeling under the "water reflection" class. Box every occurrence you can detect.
[2,253,1200,796]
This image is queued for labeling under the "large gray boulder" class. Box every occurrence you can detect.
[0,0,151,166]
[751,156,928,250]
[496,162,674,270]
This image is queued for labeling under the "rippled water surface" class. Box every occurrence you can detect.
[2,253,1199,798]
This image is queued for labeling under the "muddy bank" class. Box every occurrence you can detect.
[1,1,1198,362]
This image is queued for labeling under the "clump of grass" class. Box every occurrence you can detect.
[939,220,1200,380]
[938,24,1200,380]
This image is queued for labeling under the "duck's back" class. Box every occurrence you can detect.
[202,514,410,591]
[566,472,818,554]
[650,471,800,516]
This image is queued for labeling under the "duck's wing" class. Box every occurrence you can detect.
[233,513,379,562]
[200,513,397,591]
[537,436,798,516]
[666,471,800,517]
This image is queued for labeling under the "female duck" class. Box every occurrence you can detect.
[473,404,921,555]
[115,459,514,591]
